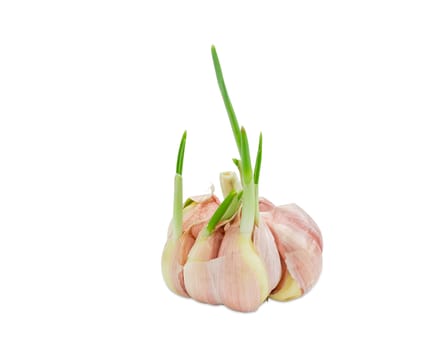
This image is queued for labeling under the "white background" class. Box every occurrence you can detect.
[1,1,447,349]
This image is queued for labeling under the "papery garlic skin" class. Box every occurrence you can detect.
[182,194,220,238]
[259,197,275,212]
[264,204,323,300]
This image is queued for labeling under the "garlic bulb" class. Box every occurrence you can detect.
[161,46,323,312]
[161,132,220,297]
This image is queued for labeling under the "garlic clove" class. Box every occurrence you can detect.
[269,268,303,301]
[216,218,270,312]
[187,230,224,261]
[161,226,195,297]
[272,203,323,251]
[183,229,224,305]
[266,204,323,300]
[183,259,222,305]
[184,190,240,305]
[253,217,282,292]
[284,242,322,294]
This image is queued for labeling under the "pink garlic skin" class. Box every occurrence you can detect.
[182,194,221,238]
[259,197,276,212]
[183,228,224,305]
[162,194,220,297]
[262,201,323,295]
[162,228,195,297]
[253,216,282,292]
[184,257,223,305]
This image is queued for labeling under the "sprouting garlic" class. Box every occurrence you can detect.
[221,173,281,293]
[161,132,221,298]
[162,46,324,312]
[182,191,238,305]
[212,128,276,312]
[161,193,220,297]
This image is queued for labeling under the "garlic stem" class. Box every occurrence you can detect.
[221,191,243,222]
[220,171,242,198]
[240,127,255,236]
[254,133,262,186]
[176,131,187,175]
[211,45,242,154]
[219,172,243,221]
[232,158,243,181]
[240,127,252,186]
[254,184,259,225]
[205,190,238,236]
[254,133,262,225]
[173,131,187,239]
[212,47,263,237]
[240,182,255,236]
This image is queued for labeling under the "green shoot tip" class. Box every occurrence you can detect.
[206,190,238,234]
[176,131,187,175]
[240,127,253,185]
[254,132,262,184]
